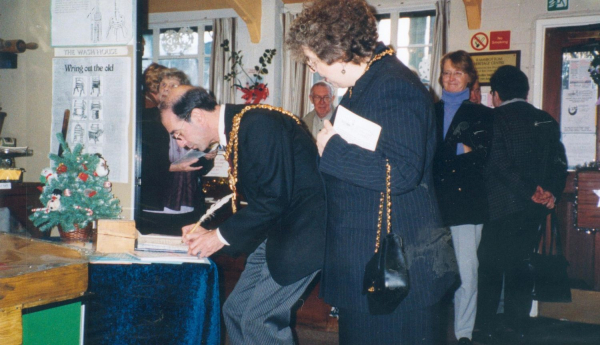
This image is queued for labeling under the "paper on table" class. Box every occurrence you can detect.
[130,251,210,264]
[333,106,381,151]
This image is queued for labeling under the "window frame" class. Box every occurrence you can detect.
[145,20,213,88]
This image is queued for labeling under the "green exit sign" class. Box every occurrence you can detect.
[548,0,569,11]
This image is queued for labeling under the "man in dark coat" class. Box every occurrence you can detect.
[476,65,568,342]
[160,85,326,344]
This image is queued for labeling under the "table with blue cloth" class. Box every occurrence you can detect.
[85,262,220,345]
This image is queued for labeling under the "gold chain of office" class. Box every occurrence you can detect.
[224,104,302,213]
[349,47,395,98]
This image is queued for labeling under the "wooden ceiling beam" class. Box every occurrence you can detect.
[229,0,262,43]
[463,0,482,30]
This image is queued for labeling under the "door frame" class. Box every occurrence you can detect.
[532,15,600,108]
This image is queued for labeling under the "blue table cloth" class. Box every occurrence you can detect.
[85,262,220,345]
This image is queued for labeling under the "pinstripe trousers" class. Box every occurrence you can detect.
[223,241,319,344]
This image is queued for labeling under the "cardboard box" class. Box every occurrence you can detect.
[95,219,137,253]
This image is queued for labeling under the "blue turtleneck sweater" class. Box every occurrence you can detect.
[441,88,470,140]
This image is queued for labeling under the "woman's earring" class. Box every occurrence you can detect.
[341,65,346,74]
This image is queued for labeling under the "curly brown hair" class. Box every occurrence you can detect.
[286,0,378,65]
[438,50,478,89]
[158,68,191,86]
[143,63,167,94]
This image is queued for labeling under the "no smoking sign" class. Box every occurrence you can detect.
[471,32,488,51]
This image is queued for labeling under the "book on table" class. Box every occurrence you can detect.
[136,231,188,253]
[134,231,209,264]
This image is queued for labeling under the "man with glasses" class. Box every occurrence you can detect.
[160,85,326,344]
[303,81,335,138]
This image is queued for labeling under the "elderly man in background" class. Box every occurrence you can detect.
[303,81,335,138]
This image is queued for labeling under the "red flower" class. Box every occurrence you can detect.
[239,83,270,105]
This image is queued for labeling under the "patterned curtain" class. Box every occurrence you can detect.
[281,12,311,118]
[210,18,236,104]
[430,0,450,102]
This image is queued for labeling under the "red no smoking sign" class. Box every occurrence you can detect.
[471,32,488,51]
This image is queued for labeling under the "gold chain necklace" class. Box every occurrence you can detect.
[348,47,395,98]
[224,104,301,213]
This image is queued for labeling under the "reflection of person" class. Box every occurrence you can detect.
[287,1,457,343]
[433,50,493,345]
[476,65,568,342]
[137,68,214,235]
[161,85,326,344]
[303,81,334,138]
[470,79,482,104]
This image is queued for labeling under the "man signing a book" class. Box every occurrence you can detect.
[160,85,326,344]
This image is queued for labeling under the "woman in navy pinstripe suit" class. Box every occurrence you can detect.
[287,1,458,343]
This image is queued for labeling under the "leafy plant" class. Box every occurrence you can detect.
[221,40,277,89]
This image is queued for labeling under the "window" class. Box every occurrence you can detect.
[310,9,436,106]
[143,23,213,89]
[377,10,436,86]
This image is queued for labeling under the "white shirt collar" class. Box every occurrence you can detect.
[499,98,527,106]
[218,104,227,148]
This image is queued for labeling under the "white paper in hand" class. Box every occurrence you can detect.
[333,105,381,151]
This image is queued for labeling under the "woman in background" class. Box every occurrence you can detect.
[433,50,493,345]
[287,0,457,343]
[138,68,214,235]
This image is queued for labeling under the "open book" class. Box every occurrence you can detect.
[136,231,188,253]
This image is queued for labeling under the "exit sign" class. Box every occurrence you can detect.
[548,0,568,11]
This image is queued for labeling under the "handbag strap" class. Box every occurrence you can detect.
[537,210,563,256]
[374,161,392,253]
[550,210,564,256]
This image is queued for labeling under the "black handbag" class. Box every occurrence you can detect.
[362,161,410,315]
[527,211,571,303]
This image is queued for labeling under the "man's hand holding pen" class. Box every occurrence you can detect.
[182,223,225,258]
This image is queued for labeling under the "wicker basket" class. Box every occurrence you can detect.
[58,222,95,242]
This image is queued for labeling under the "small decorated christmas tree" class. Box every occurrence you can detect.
[29,133,121,233]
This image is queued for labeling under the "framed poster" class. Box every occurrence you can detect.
[469,51,521,85]
[51,0,134,47]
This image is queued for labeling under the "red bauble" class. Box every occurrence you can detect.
[78,172,89,181]
[56,163,67,174]
[84,189,97,197]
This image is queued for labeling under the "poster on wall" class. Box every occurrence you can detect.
[51,0,134,47]
[470,51,520,85]
[560,48,599,169]
[51,57,131,183]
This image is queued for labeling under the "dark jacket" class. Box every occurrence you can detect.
[218,104,326,286]
[485,101,568,220]
[318,43,457,314]
[434,101,493,226]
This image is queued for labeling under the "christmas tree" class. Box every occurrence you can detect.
[29,133,122,232]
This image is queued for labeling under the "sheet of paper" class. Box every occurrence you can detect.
[131,251,210,264]
[333,106,381,151]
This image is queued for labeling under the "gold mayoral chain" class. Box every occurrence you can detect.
[348,47,395,98]
[224,104,301,213]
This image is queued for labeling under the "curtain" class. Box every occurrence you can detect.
[281,12,311,118]
[430,0,449,102]
[210,18,236,104]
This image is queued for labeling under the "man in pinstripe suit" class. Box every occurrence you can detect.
[476,66,567,343]
[160,85,326,344]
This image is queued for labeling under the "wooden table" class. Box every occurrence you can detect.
[0,234,88,344]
